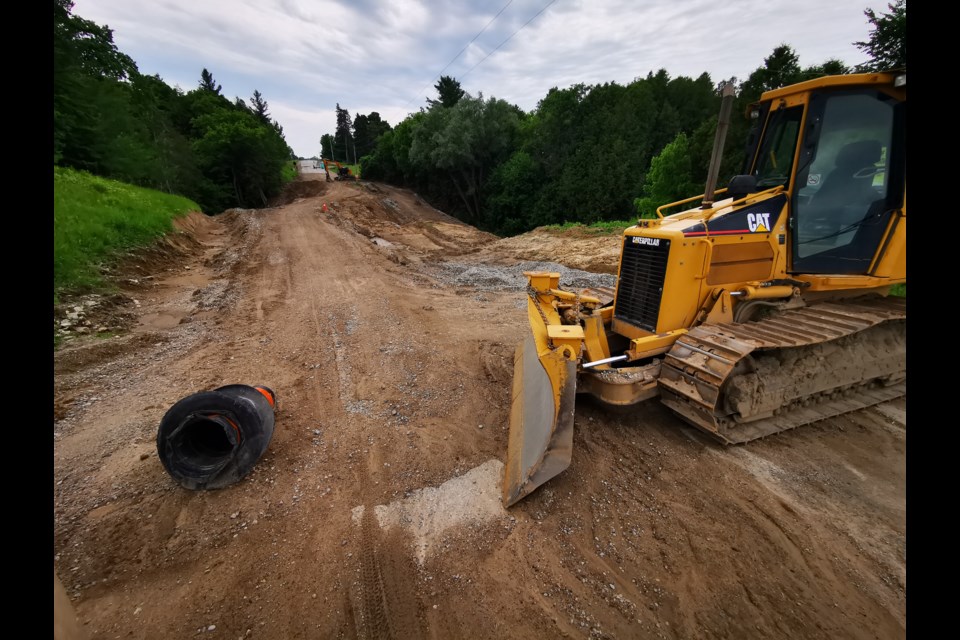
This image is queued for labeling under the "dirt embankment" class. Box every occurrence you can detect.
[53,175,905,640]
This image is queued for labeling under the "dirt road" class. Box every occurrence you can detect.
[53,175,906,639]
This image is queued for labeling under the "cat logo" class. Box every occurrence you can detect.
[747,213,771,233]
[632,236,661,246]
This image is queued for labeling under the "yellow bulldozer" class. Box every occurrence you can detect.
[503,71,906,507]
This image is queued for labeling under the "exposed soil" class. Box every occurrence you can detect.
[53,174,906,639]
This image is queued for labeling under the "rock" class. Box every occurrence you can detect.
[139,453,150,461]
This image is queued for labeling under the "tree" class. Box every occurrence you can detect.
[124,72,212,196]
[54,0,136,81]
[54,0,138,163]
[803,59,851,78]
[251,90,270,124]
[352,112,392,160]
[634,132,702,219]
[409,94,521,223]
[738,45,802,100]
[334,103,354,163]
[359,113,425,185]
[484,150,542,234]
[855,1,906,71]
[320,134,334,159]
[427,75,465,109]
[199,68,222,95]
[192,106,292,209]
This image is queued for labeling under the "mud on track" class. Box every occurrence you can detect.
[54,175,905,639]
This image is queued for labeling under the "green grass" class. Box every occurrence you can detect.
[54,166,201,294]
[542,219,635,235]
[282,161,298,183]
[890,283,906,297]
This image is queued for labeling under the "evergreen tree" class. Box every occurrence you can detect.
[199,68,222,95]
[334,104,354,163]
[427,75,465,109]
[251,90,270,124]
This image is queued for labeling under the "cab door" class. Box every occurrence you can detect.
[789,89,905,274]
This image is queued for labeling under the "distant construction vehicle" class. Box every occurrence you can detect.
[321,158,358,182]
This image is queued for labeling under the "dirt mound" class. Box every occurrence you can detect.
[269,175,330,206]
[318,180,499,262]
[478,226,625,274]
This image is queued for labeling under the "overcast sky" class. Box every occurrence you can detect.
[72,0,887,159]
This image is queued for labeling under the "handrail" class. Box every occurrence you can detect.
[654,185,785,222]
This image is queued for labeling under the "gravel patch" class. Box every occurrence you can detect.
[426,260,616,293]
[351,459,506,564]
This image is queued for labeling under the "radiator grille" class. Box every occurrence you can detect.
[613,237,670,331]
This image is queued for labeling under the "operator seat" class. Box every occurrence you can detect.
[812,139,882,209]
[798,138,892,273]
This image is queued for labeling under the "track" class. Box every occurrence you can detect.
[659,296,907,443]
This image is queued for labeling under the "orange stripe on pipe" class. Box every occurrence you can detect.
[222,416,242,443]
[255,387,275,407]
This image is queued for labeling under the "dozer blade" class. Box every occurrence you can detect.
[502,335,577,507]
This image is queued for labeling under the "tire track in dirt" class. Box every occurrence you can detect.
[353,506,392,639]
[349,506,425,640]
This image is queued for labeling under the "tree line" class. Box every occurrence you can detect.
[53,0,295,214]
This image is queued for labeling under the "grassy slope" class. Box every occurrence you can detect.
[54,167,201,296]
[542,220,635,234]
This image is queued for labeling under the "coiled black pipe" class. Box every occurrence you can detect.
[156,384,276,490]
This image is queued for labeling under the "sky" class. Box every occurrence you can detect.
[71,0,889,159]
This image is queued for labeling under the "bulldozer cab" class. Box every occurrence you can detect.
[749,79,906,274]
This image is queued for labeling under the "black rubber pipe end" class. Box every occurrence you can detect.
[157,384,276,490]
